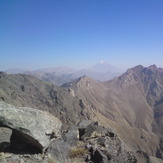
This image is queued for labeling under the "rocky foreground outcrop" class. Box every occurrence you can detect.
[47,122,137,163]
[0,102,62,152]
[0,102,137,163]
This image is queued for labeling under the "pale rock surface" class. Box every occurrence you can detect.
[0,102,62,150]
[0,127,12,152]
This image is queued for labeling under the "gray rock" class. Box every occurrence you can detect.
[47,126,80,162]
[78,120,92,129]
[0,127,12,152]
[81,123,114,141]
[46,138,71,163]
[47,123,137,163]
[78,120,95,140]
[63,126,79,147]
[0,102,62,150]
[149,156,163,163]
[82,124,137,163]
[0,153,49,163]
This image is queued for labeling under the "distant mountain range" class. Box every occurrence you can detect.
[6,61,124,85]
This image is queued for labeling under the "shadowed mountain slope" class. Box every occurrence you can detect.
[0,72,86,127]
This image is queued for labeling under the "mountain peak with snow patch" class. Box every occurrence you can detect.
[89,61,122,73]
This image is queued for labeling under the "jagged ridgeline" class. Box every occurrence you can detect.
[62,65,163,162]
[0,65,163,162]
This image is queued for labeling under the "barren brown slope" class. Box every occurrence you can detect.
[0,72,86,127]
[63,65,163,160]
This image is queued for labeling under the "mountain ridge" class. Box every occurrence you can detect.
[63,64,163,160]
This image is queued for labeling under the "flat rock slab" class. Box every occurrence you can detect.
[0,102,62,150]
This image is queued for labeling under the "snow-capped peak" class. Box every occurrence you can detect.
[100,60,104,64]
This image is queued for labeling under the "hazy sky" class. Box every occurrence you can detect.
[0,0,163,70]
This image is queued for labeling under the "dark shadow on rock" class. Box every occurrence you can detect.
[5,129,42,154]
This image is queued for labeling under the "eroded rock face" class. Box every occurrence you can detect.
[47,122,137,163]
[0,102,62,151]
[81,123,137,163]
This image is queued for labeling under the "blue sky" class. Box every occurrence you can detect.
[0,0,163,70]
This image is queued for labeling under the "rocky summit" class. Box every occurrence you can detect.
[0,103,137,163]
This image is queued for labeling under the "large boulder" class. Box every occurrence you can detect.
[0,102,62,151]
